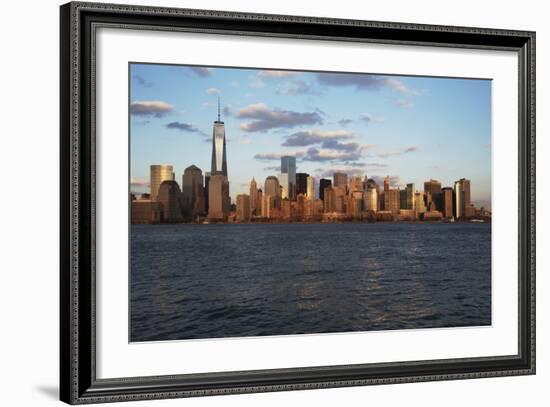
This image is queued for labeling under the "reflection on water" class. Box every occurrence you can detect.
[130,223,491,341]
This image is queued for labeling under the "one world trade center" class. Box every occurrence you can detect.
[210,97,228,177]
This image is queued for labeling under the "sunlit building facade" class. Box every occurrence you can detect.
[150,164,174,202]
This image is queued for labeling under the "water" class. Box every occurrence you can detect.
[130,223,491,342]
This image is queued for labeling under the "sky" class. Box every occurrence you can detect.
[130,63,492,209]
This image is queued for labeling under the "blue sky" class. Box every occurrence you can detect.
[130,63,492,208]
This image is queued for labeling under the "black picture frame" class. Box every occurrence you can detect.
[60,1,536,404]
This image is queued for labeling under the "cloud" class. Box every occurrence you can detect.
[396,99,414,108]
[361,113,384,124]
[277,80,318,96]
[189,67,212,77]
[320,140,361,152]
[222,105,232,116]
[130,101,174,118]
[258,70,298,78]
[316,73,411,94]
[338,119,353,127]
[377,146,418,158]
[206,87,220,95]
[263,165,281,172]
[238,137,252,145]
[236,103,323,132]
[165,121,207,136]
[133,74,152,87]
[282,129,354,147]
[302,147,363,163]
[254,152,305,161]
[130,178,149,188]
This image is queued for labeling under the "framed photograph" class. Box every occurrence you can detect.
[60,1,535,404]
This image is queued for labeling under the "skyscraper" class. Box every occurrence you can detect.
[454,178,471,219]
[249,178,259,216]
[306,176,314,200]
[236,194,251,222]
[319,178,332,201]
[424,179,442,210]
[383,176,391,192]
[264,176,281,198]
[333,172,347,189]
[405,183,416,210]
[157,180,183,223]
[442,187,453,218]
[454,180,463,219]
[208,174,230,220]
[182,165,204,217]
[211,97,228,177]
[150,165,174,202]
[295,173,309,196]
[280,156,296,199]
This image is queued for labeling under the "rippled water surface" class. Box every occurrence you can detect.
[130,223,491,341]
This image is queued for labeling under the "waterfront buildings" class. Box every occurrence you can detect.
[133,106,484,224]
[131,200,162,224]
[150,165,174,202]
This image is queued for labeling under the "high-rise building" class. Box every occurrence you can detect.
[261,194,275,218]
[150,164,174,202]
[157,180,183,223]
[236,194,250,222]
[249,178,259,216]
[424,179,442,210]
[454,178,471,219]
[319,178,332,201]
[210,97,228,177]
[384,188,400,214]
[264,176,281,198]
[363,187,378,212]
[454,180,463,219]
[383,176,391,192]
[295,173,309,197]
[204,172,211,213]
[333,185,347,213]
[306,176,314,200]
[323,185,336,213]
[279,173,290,199]
[333,172,348,189]
[280,156,296,199]
[442,187,453,218]
[405,183,416,210]
[349,175,364,192]
[414,191,427,219]
[182,165,204,218]
[207,174,230,220]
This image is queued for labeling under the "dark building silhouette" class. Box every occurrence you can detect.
[157,180,183,223]
[319,178,332,201]
[296,173,309,197]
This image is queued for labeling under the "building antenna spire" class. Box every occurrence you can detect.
[217,96,220,121]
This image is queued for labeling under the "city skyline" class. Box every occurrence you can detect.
[130,63,492,209]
